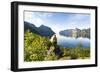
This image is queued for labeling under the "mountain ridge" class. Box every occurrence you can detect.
[24,21,55,37]
[59,28,90,38]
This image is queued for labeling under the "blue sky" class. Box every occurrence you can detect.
[24,11,90,33]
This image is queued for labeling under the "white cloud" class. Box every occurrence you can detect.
[72,14,90,21]
[24,11,33,21]
[43,13,53,17]
[64,14,90,29]
[24,11,45,27]
[24,11,54,27]
[37,12,53,18]
[34,18,45,27]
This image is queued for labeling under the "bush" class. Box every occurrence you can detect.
[24,30,50,61]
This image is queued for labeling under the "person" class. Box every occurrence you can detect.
[53,35,57,45]
[46,34,63,60]
[52,35,63,58]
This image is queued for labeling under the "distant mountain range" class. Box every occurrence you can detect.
[24,21,55,37]
[59,28,90,38]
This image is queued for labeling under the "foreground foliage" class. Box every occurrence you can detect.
[24,30,90,62]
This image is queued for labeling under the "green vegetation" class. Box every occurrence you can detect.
[24,30,90,62]
[24,30,51,61]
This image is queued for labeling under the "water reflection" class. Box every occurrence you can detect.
[60,34,90,39]
[56,34,90,48]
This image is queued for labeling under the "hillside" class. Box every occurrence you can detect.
[24,21,55,37]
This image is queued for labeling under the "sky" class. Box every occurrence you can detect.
[24,11,90,34]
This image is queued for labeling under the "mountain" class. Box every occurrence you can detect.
[38,25,55,37]
[24,21,55,37]
[59,28,90,38]
[81,28,90,38]
[24,21,41,34]
[59,29,73,37]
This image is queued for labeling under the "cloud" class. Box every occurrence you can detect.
[73,14,90,21]
[66,14,90,22]
[35,12,53,18]
[24,11,33,21]
[34,18,45,26]
[24,11,54,27]
[64,13,90,29]
[24,11,90,32]
[24,11,45,27]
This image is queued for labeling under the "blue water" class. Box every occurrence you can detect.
[57,34,90,48]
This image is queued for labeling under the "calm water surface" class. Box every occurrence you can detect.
[56,34,90,48]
